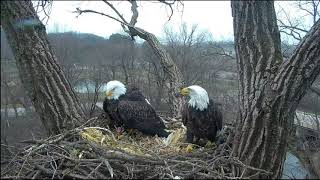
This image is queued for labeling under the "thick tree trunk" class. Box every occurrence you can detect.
[231,1,320,178]
[1,1,86,135]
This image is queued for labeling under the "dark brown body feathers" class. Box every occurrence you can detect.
[103,86,169,137]
[182,99,223,144]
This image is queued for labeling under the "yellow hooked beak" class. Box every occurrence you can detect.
[106,91,113,98]
[180,87,190,96]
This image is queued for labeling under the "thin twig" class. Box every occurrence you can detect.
[102,0,128,24]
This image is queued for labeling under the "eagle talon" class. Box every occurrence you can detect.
[127,129,137,136]
[115,126,125,140]
[128,129,132,134]
[116,126,124,134]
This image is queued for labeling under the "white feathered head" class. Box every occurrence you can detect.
[180,85,209,111]
[105,80,126,100]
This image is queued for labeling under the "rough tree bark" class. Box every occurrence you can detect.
[129,26,185,118]
[126,1,184,118]
[1,1,86,135]
[231,1,320,178]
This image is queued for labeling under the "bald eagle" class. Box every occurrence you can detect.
[103,80,169,137]
[179,85,223,144]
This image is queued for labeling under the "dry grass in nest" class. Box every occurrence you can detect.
[1,116,271,179]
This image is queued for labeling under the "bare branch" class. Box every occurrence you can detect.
[159,0,175,21]
[297,0,319,24]
[298,1,316,18]
[101,0,139,38]
[128,0,138,26]
[276,2,314,42]
[279,29,302,41]
[278,23,309,33]
[33,0,53,25]
[102,0,128,24]
[74,8,128,26]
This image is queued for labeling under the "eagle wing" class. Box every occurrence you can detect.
[182,99,223,142]
[182,103,189,126]
[124,85,147,101]
[208,100,223,131]
[117,100,168,137]
[103,98,123,127]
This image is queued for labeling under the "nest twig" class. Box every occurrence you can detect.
[1,117,271,179]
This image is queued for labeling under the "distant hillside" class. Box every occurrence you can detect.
[1,29,318,116]
[48,32,107,46]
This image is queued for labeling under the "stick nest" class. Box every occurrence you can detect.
[1,115,271,179]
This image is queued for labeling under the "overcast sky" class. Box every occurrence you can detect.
[36,1,315,43]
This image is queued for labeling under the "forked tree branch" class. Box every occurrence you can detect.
[102,0,128,24]
[297,0,319,23]
[158,0,175,21]
[277,0,319,42]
